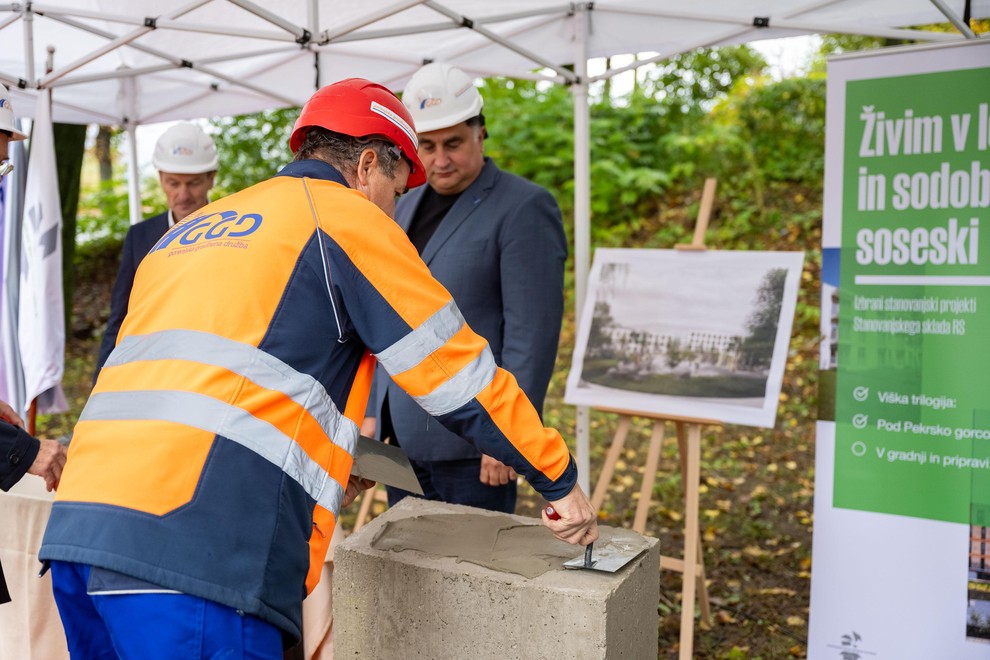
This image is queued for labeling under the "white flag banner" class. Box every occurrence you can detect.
[18,93,66,415]
[1,125,26,413]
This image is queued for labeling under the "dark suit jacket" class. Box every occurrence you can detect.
[370,158,567,461]
[0,421,38,492]
[94,212,170,381]
[1,421,40,603]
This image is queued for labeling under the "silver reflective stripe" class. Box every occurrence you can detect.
[374,300,464,376]
[412,349,497,416]
[105,330,358,457]
[81,391,344,513]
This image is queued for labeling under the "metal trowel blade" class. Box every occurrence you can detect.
[562,543,647,573]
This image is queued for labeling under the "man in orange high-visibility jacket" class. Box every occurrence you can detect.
[40,78,597,659]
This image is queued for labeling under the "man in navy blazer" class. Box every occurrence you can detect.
[366,64,567,513]
[94,123,218,381]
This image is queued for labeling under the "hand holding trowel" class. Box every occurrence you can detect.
[545,505,648,573]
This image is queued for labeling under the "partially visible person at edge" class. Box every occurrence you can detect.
[39,78,597,659]
[364,63,566,514]
[1,84,69,606]
[93,122,218,382]
[0,399,67,606]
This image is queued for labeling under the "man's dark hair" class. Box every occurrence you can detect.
[293,127,400,180]
[466,112,486,137]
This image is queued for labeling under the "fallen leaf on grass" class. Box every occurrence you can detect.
[786,615,806,626]
[757,587,797,596]
[743,545,769,559]
[717,610,737,624]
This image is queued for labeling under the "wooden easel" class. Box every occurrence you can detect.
[591,410,716,659]
[352,483,388,532]
[591,178,719,659]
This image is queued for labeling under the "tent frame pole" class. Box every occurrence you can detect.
[321,0,427,43]
[227,0,309,40]
[328,5,570,44]
[22,4,34,84]
[38,0,212,87]
[930,0,978,37]
[572,3,590,496]
[425,0,577,82]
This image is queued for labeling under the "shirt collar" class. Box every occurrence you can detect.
[276,159,350,187]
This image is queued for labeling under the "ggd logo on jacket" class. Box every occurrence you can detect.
[151,210,263,254]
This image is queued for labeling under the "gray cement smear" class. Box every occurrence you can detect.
[369,513,647,579]
[334,499,660,659]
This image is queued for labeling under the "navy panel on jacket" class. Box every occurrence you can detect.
[40,439,314,639]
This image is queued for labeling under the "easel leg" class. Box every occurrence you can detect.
[591,415,632,510]
[678,424,702,660]
[633,420,665,534]
[677,425,713,628]
[352,484,382,533]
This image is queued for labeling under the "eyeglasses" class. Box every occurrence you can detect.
[0,161,12,178]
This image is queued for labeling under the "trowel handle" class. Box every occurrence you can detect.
[545,505,560,520]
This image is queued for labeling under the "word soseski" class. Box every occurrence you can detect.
[855,218,978,266]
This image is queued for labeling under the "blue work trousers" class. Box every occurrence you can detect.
[49,561,282,660]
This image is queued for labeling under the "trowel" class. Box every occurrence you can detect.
[544,506,648,573]
[351,434,424,495]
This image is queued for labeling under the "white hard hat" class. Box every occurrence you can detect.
[402,63,483,133]
[152,122,218,174]
[0,85,27,141]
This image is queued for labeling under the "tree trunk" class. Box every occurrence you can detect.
[95,125,113,182]
[54,122,88,332]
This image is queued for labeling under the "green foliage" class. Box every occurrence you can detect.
[208,107,299,196]
[481,45,776,248]
[637,45,767,118]
[76,165,165,243]
[731,74,826,185]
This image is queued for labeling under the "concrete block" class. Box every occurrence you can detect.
[333,498,659,659]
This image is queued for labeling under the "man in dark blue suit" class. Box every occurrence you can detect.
[366,64,567,513]
[94,123,218,380]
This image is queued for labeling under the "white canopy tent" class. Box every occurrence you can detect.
[1,0,986,489]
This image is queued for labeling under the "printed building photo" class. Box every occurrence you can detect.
[566,249,804,427]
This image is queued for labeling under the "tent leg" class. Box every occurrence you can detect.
[572,3,591,495]
[125,122,141,226]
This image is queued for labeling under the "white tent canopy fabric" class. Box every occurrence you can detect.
[0,1,985,126]
[0,0,986,488]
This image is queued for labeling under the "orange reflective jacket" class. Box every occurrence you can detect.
[41,160,577,641]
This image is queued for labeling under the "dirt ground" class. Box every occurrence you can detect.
[43,236,819,660]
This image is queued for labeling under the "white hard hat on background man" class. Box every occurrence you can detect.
[0,84,28,141]
[401,63,484,133]
[152,122,218,174]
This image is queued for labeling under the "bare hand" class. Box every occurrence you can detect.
[542,483,598,546]
[342,474,375,508]
[360,416,376,438]
[479,454,517,486]
[0,399,24,429]
[28,439,67,492]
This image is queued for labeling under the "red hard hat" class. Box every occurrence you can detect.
[291,78,426,188]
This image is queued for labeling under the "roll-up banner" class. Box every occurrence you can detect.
[809,39,990,658]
